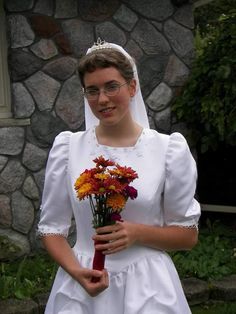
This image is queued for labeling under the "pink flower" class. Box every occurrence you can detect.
[124,185,138,200]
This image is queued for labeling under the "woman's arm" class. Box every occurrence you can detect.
[42,235,109,297]
[93,221,198,255]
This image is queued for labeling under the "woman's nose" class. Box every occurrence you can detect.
[97,90,109,103]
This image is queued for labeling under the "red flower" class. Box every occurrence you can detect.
[124,185,138,200]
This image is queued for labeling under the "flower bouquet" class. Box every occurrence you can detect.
[74,156,138,274]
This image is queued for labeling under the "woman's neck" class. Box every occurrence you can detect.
[95,120,143,147]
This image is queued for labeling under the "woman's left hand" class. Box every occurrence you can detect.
[92,221,137,254]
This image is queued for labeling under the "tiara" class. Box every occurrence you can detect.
[90,38,114,52]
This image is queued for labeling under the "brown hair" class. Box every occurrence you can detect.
[78,48,134,87]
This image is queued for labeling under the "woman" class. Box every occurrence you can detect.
[38,40,201,313]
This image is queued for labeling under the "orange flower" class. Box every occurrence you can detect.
[109,165,138,183]
[106,193,126,211]
[93,156,115,168]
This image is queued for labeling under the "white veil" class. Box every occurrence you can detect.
[84,41,150,130]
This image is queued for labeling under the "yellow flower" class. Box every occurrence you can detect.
[94,173,109,180]
[106,193,126,211]
[77,183,93,199]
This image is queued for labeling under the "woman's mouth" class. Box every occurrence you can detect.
[99,107,115,114]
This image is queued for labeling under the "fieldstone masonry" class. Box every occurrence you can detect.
[0,0,195,259]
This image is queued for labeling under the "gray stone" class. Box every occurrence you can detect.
[173,4,194,29]
[152,21,163,32]
[154,106,171,133]
[22,143,48,171]
[113,4,138,31]
[12,191,34,234]
[34,0,54,15]
[43,57,78,81]
[131,19,170,55]
[30,39,58,60]
[0,160,26,193]
[0,127,24,155]
[5,0,34,12]
[182,277,209,306]
[78,0,120,22]
[0,228,30,261]
[125,39,144,63]
[12,83,35,118]
[0,156,8,171]
[23,176,40,200]
[7,15,35,49]
[164,54,190,86]
[139,55,169,98]
[33,168,46,195]
[123,0,174,21]
[9,50,43,82]
[0,298,38,314]
[147,83,173,112]
[30,111,68,145]
[25,71,61,111]
[55,75,84,129]
[96,22,127,47]
[61,19,94,57]
[164,19,195,66]
[0,195,12,228]
[211,275,236,301]
[55,0,77,18]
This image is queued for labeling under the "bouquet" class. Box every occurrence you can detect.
[74,156,138,274]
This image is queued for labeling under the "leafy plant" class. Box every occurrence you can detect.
[171,220,236,280]
[0,254,57,300]
[173,12,236,152]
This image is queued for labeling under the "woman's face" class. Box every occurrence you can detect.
[83,67,136,127]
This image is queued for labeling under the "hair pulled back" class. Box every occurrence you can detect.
[78,48,134,87]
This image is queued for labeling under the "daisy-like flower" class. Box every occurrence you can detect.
[106,193,126,211]
[77,183,93,200]
[109,165,138,183]
[93,156,115,168]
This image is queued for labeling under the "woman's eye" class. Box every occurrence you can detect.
[87,89,99,95]
[106,84,119,92]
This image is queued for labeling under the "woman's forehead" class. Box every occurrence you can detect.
[84,67,124,86]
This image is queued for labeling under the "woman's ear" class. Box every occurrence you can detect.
[129,79,136,97]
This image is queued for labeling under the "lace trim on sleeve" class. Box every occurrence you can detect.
[37,227,68,238]
[176,224,199,231]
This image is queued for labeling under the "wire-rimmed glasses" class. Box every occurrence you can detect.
[84,82,129,101]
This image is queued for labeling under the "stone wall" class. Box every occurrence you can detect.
[0,0,195,260]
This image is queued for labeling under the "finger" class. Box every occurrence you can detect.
[103,244,125,255]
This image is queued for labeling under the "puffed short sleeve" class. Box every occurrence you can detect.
[163,133,201,228]
[38,131,73,237]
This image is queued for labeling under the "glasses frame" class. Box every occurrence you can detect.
[83,81,129,101]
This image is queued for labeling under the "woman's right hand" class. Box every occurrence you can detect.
[74,267,109,297]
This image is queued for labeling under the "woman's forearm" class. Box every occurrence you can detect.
[134,224,198,251]
[41,235,81,277]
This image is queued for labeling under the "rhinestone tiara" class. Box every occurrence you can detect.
[89,38,114,52]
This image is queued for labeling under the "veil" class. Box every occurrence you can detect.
[84,41,150,130]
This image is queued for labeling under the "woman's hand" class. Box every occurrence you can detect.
[73,267,109,297]
[92,221,138,255]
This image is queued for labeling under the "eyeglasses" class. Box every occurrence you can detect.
[84,82,129,101]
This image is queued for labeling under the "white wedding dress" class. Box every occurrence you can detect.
[38,127,200,314]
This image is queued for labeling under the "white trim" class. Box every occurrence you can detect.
[201,204,236,213]
[0,0,12,118]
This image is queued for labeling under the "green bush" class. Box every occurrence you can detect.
[173,13,236,152]
[0,254,57,300]
[171,220,236,280]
